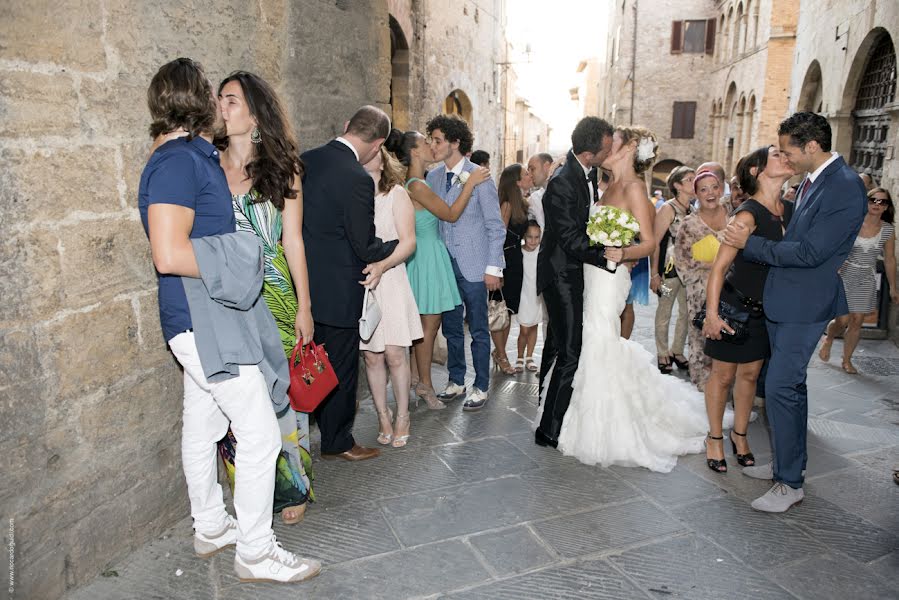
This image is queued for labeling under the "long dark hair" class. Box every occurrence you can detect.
[498,164,529,225]
[216,71,302,210]
[868,187,895,223]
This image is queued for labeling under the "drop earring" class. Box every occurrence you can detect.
[250,126,262,144]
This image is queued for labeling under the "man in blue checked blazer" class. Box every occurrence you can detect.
[725,112,866,513]
[425,114,506,411]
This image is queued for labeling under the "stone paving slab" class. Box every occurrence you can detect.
[62,302,899,600]
[609,534,796,600]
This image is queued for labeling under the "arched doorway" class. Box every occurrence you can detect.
[798,60,823,112]
[444,89,473,123]
[651,158,684,195]
[389,15,410,131]
[850,32,896,183]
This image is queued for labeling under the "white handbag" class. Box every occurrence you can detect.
[359,287,382,341]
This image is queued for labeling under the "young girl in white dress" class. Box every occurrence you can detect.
[514,220,545,372]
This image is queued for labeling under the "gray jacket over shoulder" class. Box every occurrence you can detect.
[182,231,290,414]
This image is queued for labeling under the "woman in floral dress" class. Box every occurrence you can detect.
[673,171,728,391]
[216,71,314,524]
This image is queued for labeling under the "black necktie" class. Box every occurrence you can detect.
[587,168,600,204]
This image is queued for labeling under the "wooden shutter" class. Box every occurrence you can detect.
[671,102,697,139]
[705,18,716,54]
[671,21,683,54]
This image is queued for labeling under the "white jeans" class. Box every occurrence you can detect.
[169,331,280,558]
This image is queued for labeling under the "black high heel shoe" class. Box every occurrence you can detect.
[729,430,755,467]
[671,354,689,370]
[706,434,727,473]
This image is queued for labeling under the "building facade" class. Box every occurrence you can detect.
[598,0,718,191]
[709,0,800,175]
[1,1,510,598]
[788,1,898,339]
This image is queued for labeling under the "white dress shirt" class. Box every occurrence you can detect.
[528,187,546,230]
[335,136,360,161]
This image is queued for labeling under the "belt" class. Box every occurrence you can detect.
[724,281,763,315]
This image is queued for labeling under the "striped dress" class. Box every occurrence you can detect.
[841,222,895,313]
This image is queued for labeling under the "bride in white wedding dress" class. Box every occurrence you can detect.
[555,126,731,473]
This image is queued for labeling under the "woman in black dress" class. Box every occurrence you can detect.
[701,146,794,473]
[490,163,532,374]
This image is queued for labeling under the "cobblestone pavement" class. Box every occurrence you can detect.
[66,301,898,599]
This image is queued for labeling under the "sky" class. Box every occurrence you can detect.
[505,0,610,153]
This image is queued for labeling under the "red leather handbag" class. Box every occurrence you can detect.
[288,342,338,413]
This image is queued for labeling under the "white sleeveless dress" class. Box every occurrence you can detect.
[554,208,731,473]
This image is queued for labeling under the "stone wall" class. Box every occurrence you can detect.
[709,0,799,175]
[788,0,899,342]
[599,0,718,173]
[411,0,507,169]
[0,1,391,598]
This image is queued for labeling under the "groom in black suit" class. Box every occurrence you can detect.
[535,117,614,448]
[302,106,398,461]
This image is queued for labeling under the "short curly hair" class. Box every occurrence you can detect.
[571,116,614,154]
[426,114,474,155]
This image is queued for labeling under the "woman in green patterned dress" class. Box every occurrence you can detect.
[216,71,314,525]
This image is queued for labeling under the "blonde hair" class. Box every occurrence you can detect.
[616,125,658,175]
[376,146,406,194]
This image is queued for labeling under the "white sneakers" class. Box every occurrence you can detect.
[196,520,321,584]
[234,537,322,583]
[462,387,489,411]
[194,516,238,558]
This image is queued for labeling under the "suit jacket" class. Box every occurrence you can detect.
[743,155,866,323]
[426,158,505,282]
[301,140,398,328]
[536,150,606,293]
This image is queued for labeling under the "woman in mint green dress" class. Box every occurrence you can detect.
[383,131,490,408]
[216,72,314,525]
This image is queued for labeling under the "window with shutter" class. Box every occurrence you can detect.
[671,102,697,139]
[671,21,683,54]
[683,20,707,53]
[705,18,716,54]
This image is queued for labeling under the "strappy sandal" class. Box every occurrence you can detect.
[706,433,727,473]
[376,408,393,445]
[392,413,411,448]
[657,355,673,374]
[514,358,524,373]
[414,383,446,410]
[525,356,538,372]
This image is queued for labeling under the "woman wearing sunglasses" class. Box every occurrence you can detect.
[819,187,898,373]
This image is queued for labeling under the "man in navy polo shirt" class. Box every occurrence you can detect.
[139,58,319,583]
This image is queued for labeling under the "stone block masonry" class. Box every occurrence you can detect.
[1,0,513,597]
[0,1,391,598]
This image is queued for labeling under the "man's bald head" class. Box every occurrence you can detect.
[697,162,726,185]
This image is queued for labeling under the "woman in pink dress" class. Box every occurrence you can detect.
[360,146,423,448]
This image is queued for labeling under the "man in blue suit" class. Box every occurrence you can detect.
[426,114,505,411]
[725,112,866,512]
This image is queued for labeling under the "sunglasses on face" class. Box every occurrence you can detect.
[869,197,889,205]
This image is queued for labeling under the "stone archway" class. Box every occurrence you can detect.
[388,15,410,131]
[444,89,473,123]
[651,158,685,194]
[798,60,824,112]
[847,31,896,182]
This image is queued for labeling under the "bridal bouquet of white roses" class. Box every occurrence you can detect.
[586,205,640,271]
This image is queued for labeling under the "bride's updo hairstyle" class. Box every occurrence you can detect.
[383,128,422,167]
[615,125,658,175]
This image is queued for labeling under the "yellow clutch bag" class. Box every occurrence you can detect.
[691,234,721,263]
